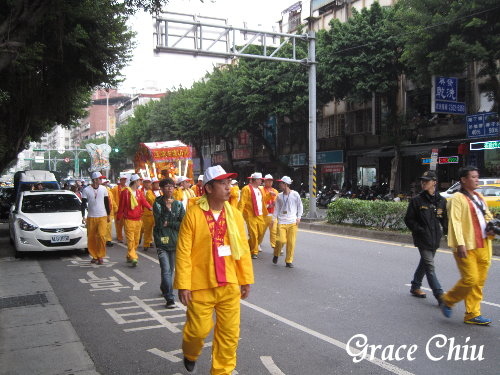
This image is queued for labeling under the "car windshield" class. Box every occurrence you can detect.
[477,187,500,197]
[21,194,81,213]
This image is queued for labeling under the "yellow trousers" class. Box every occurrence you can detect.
[115,218,124,242]
[141,215,154,247]
[442,240,492,321]
[106,215,113,242]
[183,284,241,375]
[124,219,142,261]
[273,223,298,264]
[246,215,266,255]
[86,216,107,259]
[262,215,277,248]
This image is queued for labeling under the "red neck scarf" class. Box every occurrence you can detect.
[203,208,228,286]
[463,192,486,249]
[250,185,261,216]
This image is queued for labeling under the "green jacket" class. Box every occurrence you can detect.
[153,196,185,251]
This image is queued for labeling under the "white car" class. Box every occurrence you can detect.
[440,178,500,199]
[9,190,87,257]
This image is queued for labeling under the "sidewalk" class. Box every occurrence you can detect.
[0,256,99,375]
[299,219,500,256]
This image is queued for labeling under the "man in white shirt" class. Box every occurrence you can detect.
[81,172,111,265]
[272,176,303,268]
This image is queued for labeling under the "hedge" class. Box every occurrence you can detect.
[326,198,409,230]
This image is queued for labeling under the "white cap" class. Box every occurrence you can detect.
[231,179,238,185]
[143,177,152,182]
[203,165,237,186]
[264,174,273,180]
[277,176,293,185]
[249,172,263,179]
[151,177,159,183]
[130,174,141,182]
[91,172,105,180]
[198,175,204,181]
[177,176,191,184]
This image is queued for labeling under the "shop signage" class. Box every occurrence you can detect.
[466,112,499,138]
[431,76,466,115]
[430,148,439,170]
[321,164,344,173]
[422,156,459,165]
[470,140,500,150]
[232,148,251,160]
[317,150,343,164]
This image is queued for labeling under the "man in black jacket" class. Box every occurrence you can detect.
[404,171,448,304]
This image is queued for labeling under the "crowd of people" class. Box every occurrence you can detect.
[79,166,303,374]
[76,164,496,374]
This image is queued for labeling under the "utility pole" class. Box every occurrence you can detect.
[153,12,318,217]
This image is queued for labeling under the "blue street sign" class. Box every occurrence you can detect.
[467,112,499,139]
[435,100,466,114]
[435,77,457,101]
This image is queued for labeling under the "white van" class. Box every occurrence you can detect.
[14,170,60,195]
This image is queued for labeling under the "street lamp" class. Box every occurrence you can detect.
[105,88,111,146]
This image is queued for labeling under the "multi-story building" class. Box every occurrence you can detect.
[115,92,167,129]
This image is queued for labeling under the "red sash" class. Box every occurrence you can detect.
[250,186,261,216]
[463,193,486,249]
[203,208,228,286]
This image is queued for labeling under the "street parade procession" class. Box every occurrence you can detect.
[1,1,500,374]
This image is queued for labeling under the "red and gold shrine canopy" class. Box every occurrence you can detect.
[136,141,192,163]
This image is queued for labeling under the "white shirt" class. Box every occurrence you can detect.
[471,194,487,237]
[82,185,108,218]
[251,185,263,216]
[273,190,303,224]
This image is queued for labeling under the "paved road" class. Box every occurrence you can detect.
[3,225,500,374]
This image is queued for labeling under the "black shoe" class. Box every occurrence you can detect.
[286,263,294,268]
[166,299,176,309]
[106,241,114,247]
[183,357,197,373]
[272,256,278,264]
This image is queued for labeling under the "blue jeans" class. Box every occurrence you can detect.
[157,249,175,301]
[411,248,443,299]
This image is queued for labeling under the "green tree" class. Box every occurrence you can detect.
[318,2,403,127]
[395,0,500,109]
[0,0,172,173]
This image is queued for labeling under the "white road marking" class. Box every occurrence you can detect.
[404,284,500,308]
[114,269,147,290]
[260,356,285,375]
[241,300,414,375]
[148,341,213,363]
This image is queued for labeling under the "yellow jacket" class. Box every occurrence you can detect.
[111,185,126,215]
[142,189,156,217]
[447,191,493,250]
[238,185,270,219]
[106,186,115,216]
[229,185,240,208]
[174,204,254,291]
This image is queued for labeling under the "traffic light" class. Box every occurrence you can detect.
[114,148,119,152]
[83,158,87,162]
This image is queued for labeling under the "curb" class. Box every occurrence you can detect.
[299,220,500,256]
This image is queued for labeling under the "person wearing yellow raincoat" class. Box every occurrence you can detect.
[175,165,253,375]
[237,172,274,259]
[174,176,196,211]
[102,179,115,247]
[229,179,240,208]
[111,176,127,242]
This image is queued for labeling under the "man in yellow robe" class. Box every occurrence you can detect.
[111,176,127,242]
[238,172,274,259]
[141,177,155,251]
[175,165,254,374]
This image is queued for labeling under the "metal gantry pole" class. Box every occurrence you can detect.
[307,30,317,218]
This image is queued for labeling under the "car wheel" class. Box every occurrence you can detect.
[9,235,13,245]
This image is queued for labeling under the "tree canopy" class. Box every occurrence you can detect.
[0,0,171,173]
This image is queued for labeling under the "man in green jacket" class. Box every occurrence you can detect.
[153,177,185,309]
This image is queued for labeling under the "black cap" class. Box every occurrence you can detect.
[419,171,437,181]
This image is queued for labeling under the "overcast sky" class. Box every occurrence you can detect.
[119,0,296,94]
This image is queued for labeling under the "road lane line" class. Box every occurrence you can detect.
[404,284,500,308]
[299,229,500,262]
[260,356,286,375]
[241,300,414,375]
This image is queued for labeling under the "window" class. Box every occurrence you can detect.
[21,194,81,213]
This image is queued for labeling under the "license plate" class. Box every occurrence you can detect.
[51,235,70,243]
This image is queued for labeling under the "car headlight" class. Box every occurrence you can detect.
[18,218,38,231]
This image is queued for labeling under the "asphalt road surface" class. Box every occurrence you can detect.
[4,226,500,375]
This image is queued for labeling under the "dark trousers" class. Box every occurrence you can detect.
[411,248,443,299]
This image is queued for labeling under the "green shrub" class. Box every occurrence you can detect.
[490,206,500,218]
[301,198,309,217]
[326,198,409,230]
